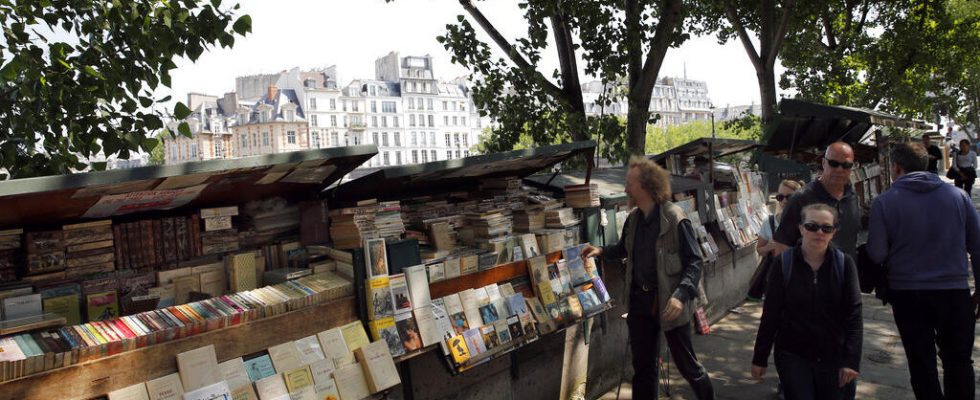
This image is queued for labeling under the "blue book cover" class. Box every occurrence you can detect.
[243,353,276,382]
[505,293,527,317]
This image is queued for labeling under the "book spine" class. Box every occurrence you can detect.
[189,213,202,257]
[162,218,176,263]
[112,224,125,270]
[141,220,153,268]
[126,222,140,269]
[153,219,164,267]
[175,217,188,261]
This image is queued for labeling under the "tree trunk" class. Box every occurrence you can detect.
[626,95,652,156]
[758,67,778,124]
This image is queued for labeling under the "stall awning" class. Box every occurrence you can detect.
[763,99,930,158]
[328,141,596,204]
[0,145,378,229]
[649,138,761,162]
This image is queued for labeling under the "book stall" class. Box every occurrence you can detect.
[0,140,620,400]
[324,140,619,396]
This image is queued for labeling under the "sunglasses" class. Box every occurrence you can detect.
[775,194,791,202]
[802,222,837,233]
[825,158,855,169]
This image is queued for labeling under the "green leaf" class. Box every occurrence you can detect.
[82,66,104,79]
[173,102,191,119]
[90,162,107,171]
[177,122,192,138]
[233,15,252,35]
[140,136,159,153]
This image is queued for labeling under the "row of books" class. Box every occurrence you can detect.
[0,271,352,383]
[108,320,399,400]
[329,200,406,250]
[564,183,600,208]
[675,197,721,261]
[527,246,610,329]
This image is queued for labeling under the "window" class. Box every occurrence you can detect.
[461,117,466,126]
[312,132,321,148]
[409,98,415,110]
[456,150,461,159]
[444,116,449,126]
[394,133,401,146]
[309,98,317,110]
[429,132,436,146]
[331,115,337,127]
[464,150,470,157]
[343,116,348,127]
[330,98,336,110]
[427,98,433,110]
[381,116,388,128]
[462,134,468,147]
[240,134,246,149]
[430,150,437,161]
[373,132,379,145]
[331,132,339,146]
[342,100,347,111]
[287,131,296,144]
[370,86,376,96]
[382,133,389,147]
[446,151,452,160]
[352,102,358,112]
[452,102,457,111]
[421,150,428,163]
[382,101,396,113]
[427,115,434,127]
[453,116,458,126]
[383,152,390,165]
[190,143,197,158]
[442,101,448,111]
[454,133,460,147]
[411,82,417,92]
[252,133,257,147]
[424,83,430,92]
[409,115,416,127]
[354,134,360,145]
[445,134,451,148]
[263,132,270,146]
[372,116,378,127]
[311,115,318,127]
[393,116,399,127]
[214,139,224,157]
[411,132,417,146]
[286,110,294,121]
[371,101,377,113]
[395,152,402,165]
[412,150,418,164]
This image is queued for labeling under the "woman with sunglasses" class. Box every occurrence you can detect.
[757,179,804,256]
[951,139,977,194]
[751,204,863,400]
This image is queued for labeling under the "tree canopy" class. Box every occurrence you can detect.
[0,0,250,179]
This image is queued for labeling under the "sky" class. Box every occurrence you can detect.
[168,0,787,111]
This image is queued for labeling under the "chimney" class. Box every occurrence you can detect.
[267,85,278,101]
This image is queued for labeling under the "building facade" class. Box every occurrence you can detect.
[163,93,237,165]
[581,76,714,129]
[230,86,309,158]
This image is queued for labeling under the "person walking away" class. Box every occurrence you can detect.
[771,142,862,261]
[922,135,943,174]
[581,156,715,400]
[867,142,980,399]
[752,204,863,400]
[951,139,977,195]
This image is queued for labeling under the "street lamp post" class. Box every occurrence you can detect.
[710,104,716,139]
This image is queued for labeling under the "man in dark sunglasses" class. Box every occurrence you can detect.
[867,143,980,399]
[771,142,863,263]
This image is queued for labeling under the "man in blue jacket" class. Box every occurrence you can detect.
[868,142,980,399]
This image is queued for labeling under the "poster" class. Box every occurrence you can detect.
[82,184,208,218]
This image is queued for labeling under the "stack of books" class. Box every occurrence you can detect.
[24,231,65,279]
[465,209,513,240]
[0,229,21,283]
[329,201,380,250]
[512,210,544,233]
[240,199,300,247]
[63,220,115,279]
[563,184,599,208]
[200,207,239,256]
[545,208,580,228]
[375,201,405,240]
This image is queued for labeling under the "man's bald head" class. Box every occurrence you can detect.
[825,142,855,161]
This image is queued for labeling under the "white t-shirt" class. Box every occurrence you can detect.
[758,214,777,241]
[955,151,977,169]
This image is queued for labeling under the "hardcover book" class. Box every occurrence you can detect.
[255,374,289,400]
[176,344,221,392]
[366,276,394,320]
[353,340,401,393]
[388,273,412,315]
[293,334,326,365]
[368,316,404,357]
[333,363,370,400]
[282,365,315,393]
[394,311,422,353]
[403,264,431,309]
[218,357,251,392]
[339,321,370,353]
[268,341,304,373]
[145,372,185,400]
[243,353,276,382]
[316,327,353,367]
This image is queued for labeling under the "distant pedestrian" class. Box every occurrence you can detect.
[951,139,977,195]
[772,142,862,260]
[868,142,980,399]
[752,203,863,400]
[748,179,803,300]
[921,135,942,174]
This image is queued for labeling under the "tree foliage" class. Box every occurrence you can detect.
[436,0,690,163]
[778,0,980,121]
[645,115,762,154]
[0,0,250,179]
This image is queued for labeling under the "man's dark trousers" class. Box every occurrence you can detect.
[627,289,714,399]
[890,289,976,399]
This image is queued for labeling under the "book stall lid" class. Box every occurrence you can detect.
[648,138,760,163]
[327,141,596,203]
[0,145,378,229]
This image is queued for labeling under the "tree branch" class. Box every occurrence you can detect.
[822,11,838,50]
[768,0,797,67]
[458,0,564,99]
[634,0,684,96]
[550,5,588,140]
[725,1,763,72]
[625,0,643,91]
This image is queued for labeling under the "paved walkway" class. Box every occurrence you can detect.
[600,176,980,399]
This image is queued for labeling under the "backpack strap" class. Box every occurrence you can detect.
[768,215,777,234]
[781,248,794,288]
[834,249,845,289]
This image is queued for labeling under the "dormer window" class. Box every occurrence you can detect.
[286,109,295,122]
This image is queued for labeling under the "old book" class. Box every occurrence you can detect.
[268,341,303,373]
[153,219,165,266]
[145,372,185,400]
[317,327,353,367]
[299,200,331,246]
[460,254,479,275]
[229,385,259,400]
[282,365,315,393]
[394,311,422,353]
[218,357,251,391]
[426,262,445,283]
[173,274,201,305]
[198,270,225,297]
[333,362,370,400]
[442,294,469,335]
[353,340,401,393]
[200,206,240,218]
[108,382,150,400]
[368,316,404,357]
[447,334,470,363]
[286,386,316,400]
[403,265,431,309]
[189,214,203,257]
[2,293,41,320]
[479,324,499,350]
[255,374,289,400]
[388,273,411,315]
[176,344,220,392]
[162,218,176,263]
[86,290,118,322]
[339,320,370,354]
[308,358,337,393]
[413,305,439,348]
[293,334,325,365]
[243,353,276,382]
[457,289,482,330]
[363,238,389,279]
[526,297,555,334]
[42,293,81,326]
[182,381,231,400]
[158,266,193,285]
[204,216,233,232]
[176,217,190,260]
[366,275,394,320]
[226,252,258,292]
[462,327,486,356]
[494,319,512,344]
